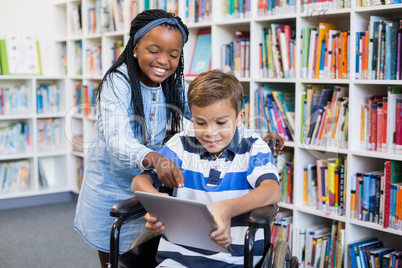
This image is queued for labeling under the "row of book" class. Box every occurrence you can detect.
[271,211,293,251]
[303,157,347,216]
[254,84,296,141]
[301,24,349,80]
[86,44,102,77]
[0,160,30,194]
[221,31,250,78]
[360,87,402,154]
[74,82,100,117]
[302,85,349,149]
[356,0,402,7]
[184,0,212,24]
[259,24,296,79]
[294,220,345,268]
[37,119,63,153]
[1,85,29,116]
[36,84,61,114]
[0,122,29,155]
[348,237,401,268]
[349,160,402,231]
[258,0,297,16]
[355,17,402,80]
[222,0,251,19]
[301,0,351,14]
[276,149,294,204]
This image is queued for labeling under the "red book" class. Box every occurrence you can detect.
[377,102,383,152]
[287,162,293,204]
[396,98,402,154]
[371,103,378,151]
[383,97,388,152]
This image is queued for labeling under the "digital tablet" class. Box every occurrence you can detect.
[134,191,232,253]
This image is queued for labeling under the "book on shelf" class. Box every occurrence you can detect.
[0,85,29,115]
[188,28,211,76]
[0,35,42,75]
[0,160,30,194]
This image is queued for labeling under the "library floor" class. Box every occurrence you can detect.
[0,200,98,268]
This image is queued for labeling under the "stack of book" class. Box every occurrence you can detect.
[271,211,293,252]
[350,160,402,231]
[37,119,63,152]
[254,84,295,141]
[0,160,30,194]
[36,84,61,114]
[184,0,212,23]
[302,85,349,148]
[360,87,402,154]
[348,237,401,268]
[221,31,250,78]
[259,24,296,79]
[0,122,30,155]
[301,23,349,80]
[258,0,296,16]
[1,85,29,115]
[294,220,345,268]
[355,17,402,80]
[303,157,347,216]
[222,0,251,19]
[276,149,294,204]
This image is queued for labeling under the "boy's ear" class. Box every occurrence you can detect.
[236,109,246,127]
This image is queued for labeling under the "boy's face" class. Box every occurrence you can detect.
[191,100,245,156]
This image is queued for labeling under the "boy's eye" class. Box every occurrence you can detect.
[216,121,227,125]
[195,121,206,126]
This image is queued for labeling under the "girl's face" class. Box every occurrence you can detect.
[133,26,183,87]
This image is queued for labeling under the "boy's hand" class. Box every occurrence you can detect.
[144,212,166,235]
[207,202,232,249]
[263,131,284,153]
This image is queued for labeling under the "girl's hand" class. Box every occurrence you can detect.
[144,212,165,235]
[143,152,185,188]
[155,156,184,188]
[263,131,284,153]
[207,202,232,249]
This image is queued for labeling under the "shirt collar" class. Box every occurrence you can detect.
[198,128,240,161]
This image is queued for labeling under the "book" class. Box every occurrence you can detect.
[314,23,338,79]
[2,35,42,75]
[188,28,211,76]
[348,237,378,268]
[387,87,402,153]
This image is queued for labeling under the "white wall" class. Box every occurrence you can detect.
[0,0,55,75]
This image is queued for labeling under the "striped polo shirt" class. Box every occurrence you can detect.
[153,125,279,267]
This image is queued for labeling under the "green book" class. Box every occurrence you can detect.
[0,40,10,75]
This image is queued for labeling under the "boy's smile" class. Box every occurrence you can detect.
[191,100,245,156]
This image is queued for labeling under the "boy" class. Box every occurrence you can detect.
[131,69,281,267]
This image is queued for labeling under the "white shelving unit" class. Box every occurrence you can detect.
[1,0,401,265]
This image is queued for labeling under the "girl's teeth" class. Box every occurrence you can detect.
[153,67,166,73]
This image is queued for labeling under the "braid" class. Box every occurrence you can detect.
[97,9,189,142]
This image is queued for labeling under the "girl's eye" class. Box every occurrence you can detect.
[170,54,179,59]
[148,50,158,54]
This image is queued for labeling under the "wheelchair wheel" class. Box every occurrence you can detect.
[289,256,299,268]
[129,231,158,250]
[273,241,291,268]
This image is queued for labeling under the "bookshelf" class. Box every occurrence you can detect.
[1,0,402,265]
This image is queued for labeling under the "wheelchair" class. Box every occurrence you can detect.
[107,138,299,268]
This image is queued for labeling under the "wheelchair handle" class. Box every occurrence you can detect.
[267,137,277,153]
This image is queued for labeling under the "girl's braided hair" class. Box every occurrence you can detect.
[98,9,189,143]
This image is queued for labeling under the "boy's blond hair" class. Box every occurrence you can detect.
[187,69,243,114]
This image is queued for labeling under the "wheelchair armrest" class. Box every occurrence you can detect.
[247,203,279,229]
[110,197,146,219]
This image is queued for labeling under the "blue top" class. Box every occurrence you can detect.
[74,63,191,253]
[150,126,279,267]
